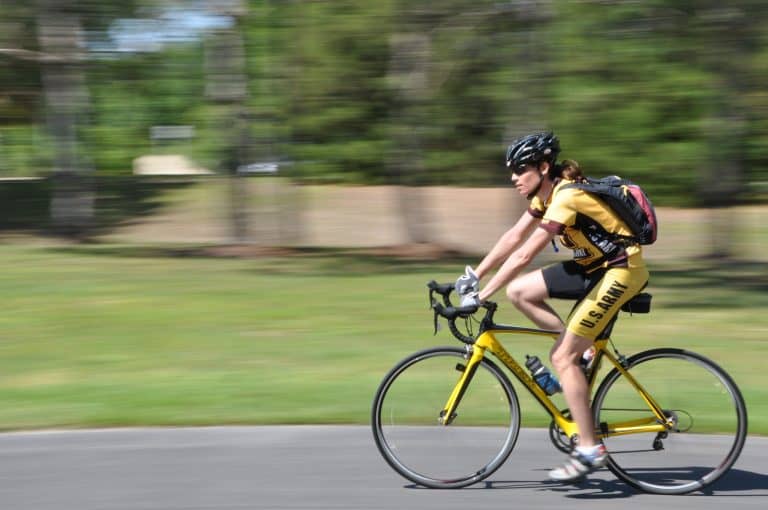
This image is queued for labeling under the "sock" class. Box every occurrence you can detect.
[575,444,604,459]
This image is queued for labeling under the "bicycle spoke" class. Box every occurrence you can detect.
[593,348,747,494]
[372,347,520,488]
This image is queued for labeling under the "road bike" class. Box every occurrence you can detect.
[371,281,747,494]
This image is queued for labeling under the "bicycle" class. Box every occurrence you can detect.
[371,281,747,494]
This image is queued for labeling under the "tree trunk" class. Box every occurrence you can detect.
[698,7,749,260]
[388,32,431,245]
[205,2,251,244]
[36,0,93,237]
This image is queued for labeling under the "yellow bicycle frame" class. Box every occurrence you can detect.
[440,327,674,441]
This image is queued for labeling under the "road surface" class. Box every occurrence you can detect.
[0,426,766,509]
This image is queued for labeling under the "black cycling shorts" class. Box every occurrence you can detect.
[541,260,605,300]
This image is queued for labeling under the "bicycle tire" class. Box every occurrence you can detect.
[371,346,521,489]
[592,348,747,495]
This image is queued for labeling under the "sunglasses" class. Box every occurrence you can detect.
[510,163,533,176]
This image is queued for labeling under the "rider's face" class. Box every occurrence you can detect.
[510,164,541,197]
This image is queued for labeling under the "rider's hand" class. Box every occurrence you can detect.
[455,265,480,296]
[460,291,481,308]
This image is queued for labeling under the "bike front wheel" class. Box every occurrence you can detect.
[371,346,521,489]
[593,348,747,495]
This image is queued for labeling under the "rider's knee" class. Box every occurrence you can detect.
[550,343,581,371]
[505,282,525,308]
[550,349,569,371]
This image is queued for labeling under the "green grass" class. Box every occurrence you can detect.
[0,243,766,434]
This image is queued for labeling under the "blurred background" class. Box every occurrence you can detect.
[0,0,766,431]
[1,0,766,249]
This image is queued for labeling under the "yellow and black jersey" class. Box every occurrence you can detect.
[529,179,645,272]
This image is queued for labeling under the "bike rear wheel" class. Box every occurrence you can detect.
[593,348,747,495]
[371,346,520,489]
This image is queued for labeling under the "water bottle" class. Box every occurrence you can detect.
[525,355,562,395]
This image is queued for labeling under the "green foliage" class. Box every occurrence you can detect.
[83,46,206,174]
[0,125,53,176]
[3,1,768,205]
[275,0,396,182]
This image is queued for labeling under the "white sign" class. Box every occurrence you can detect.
[150,125,195,140]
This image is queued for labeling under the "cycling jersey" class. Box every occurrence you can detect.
[528,179,645,273]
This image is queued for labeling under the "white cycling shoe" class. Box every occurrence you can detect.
[548,444,608,482]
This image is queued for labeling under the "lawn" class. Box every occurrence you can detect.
[0,242,765,433]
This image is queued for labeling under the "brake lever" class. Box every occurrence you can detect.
[430,297,442,335]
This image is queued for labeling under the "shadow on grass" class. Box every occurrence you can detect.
[41,243,478,275]
[41,242,767,295]
[647,261,768,308]
[0,177,197,236]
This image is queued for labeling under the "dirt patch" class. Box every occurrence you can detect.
[100,181,766,262]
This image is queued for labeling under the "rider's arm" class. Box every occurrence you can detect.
[474,211,541,280]
[478,227,555,301]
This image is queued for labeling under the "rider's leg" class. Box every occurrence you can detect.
[550,330,599,447]
[547,265,649,481]
[550,266,650,447]
[506,269,564,332]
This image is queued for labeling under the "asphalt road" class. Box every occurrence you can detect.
[0,426,766,510]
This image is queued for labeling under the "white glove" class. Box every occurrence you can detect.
[455,265,480,296]
[460,291,481,308]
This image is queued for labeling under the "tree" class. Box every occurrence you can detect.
[205,0,251,244]
[694,3,753,259]
[1,0,144,235]
[388,28,431,244]
[35,0,95,236]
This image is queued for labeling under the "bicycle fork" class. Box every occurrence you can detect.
[439,344,485,425]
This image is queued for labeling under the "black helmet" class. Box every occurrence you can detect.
[505,132,560,169]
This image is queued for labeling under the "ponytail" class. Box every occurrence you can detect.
[553,159,585,183]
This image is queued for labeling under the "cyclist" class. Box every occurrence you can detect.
[455,132,649,482]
